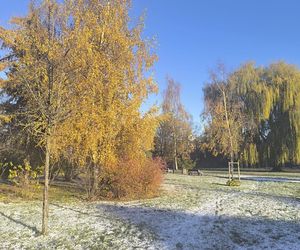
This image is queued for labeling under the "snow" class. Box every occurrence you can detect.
[240,175,300,183]
[0,174,299,249]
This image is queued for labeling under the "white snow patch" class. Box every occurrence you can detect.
[0,174,299,249]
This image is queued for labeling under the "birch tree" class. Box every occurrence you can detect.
[0,0,77,235]
[154,77,193,170]
[202,64,246,178]
[55,0,159,198]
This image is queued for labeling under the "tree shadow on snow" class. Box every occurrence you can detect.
[50,202,124,222]
[96,204,300,250]
[0,211,40,236]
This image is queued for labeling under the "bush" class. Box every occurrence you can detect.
[0,162,13,179]
[8,159,41,187]
[226,179,241,186]
[98,157,165,200]
[2,159,42,199]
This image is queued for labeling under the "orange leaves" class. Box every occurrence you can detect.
[99,157,164,199]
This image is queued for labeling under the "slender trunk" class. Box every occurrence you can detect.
[174,155,178,171]
[90,163,98,199]
[222,90,235,179]
[237,161,240,181]
[172,122,178,171]
[42,136,50,235]
[83,163,92,198]
[42,3,53,236]
[174,137,178,171]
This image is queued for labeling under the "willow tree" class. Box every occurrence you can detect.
[54,0,159,198]
[0,0,78,235]
[203,64,246,179]
[230,62,300,170]
[154,77,193,171]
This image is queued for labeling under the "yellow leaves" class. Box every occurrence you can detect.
[0,26,14,46]
[0,114,12,124]
[0,77,6,89]
[57,0,158,169]
[0,61,8,72]
[10,17,26,26]
[1,0,158,180]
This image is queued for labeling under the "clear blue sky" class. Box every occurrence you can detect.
[1,1,300,127]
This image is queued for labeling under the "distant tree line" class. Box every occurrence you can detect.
[154,62,300,172]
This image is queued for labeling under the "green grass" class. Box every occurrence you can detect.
[0,182,83,203]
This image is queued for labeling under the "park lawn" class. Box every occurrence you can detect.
[0,181,83,204]
[0,173,299,249]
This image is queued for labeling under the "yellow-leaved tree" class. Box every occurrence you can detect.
[154,77,193,171]
[0,0,79,235]
[54,0,161,199]
[0,0,163,234]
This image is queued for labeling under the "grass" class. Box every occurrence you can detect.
[0,172,299,249]
[0,181,83,203]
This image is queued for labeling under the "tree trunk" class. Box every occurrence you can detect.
[42,136,50,236]
[174,137,178,171]
[90,163,98,199]
[174,155,178,171]
[222,90,235,180]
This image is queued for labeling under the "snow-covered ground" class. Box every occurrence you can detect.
[0,174,299,249]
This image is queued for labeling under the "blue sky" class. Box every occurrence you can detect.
[1,1,300,126]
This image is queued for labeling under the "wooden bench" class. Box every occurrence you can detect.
[188,169,203,176]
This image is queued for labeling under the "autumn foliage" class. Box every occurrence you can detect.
[0,0,162,234]
[98,157,165,200]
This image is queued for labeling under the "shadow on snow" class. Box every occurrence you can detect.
[0,211,40,236]
[96,203,300,250]
[0,199,299,249]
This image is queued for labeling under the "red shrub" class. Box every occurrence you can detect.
[99,157,165,199]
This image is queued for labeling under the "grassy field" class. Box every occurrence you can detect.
[0,172,299,249]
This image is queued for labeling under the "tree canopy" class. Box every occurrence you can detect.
[203,62,300,170]
[154,77,193,170]
[0,0,162,235]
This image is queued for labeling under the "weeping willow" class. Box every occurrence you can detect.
[230,62,300,170]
